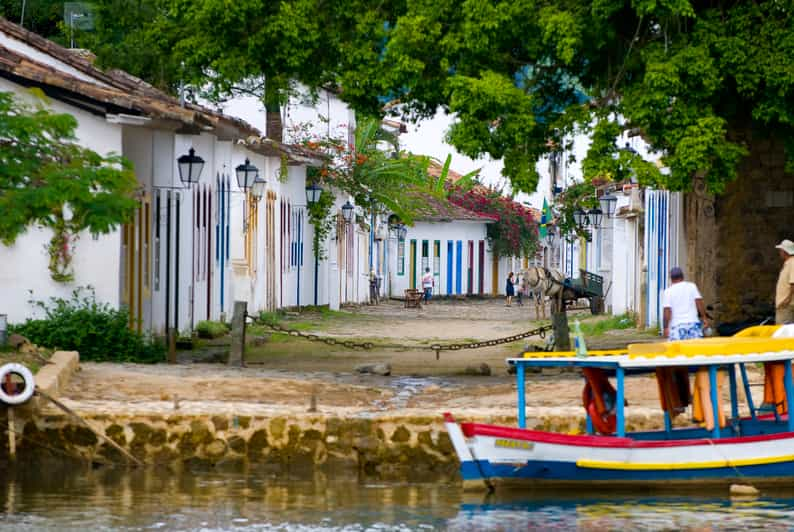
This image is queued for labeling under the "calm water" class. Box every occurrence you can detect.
[1,465,794,531]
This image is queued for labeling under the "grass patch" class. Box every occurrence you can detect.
[579,313,636,336]
[195,320,229,339]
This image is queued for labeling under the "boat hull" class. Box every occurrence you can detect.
[444,416,794,490]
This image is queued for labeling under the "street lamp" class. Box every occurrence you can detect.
[545,226,557,247]
[69,12,85,49]
[572,208,588,228]
[305,182,323,205]
[341,200,355,224]
[306,182,324,306]
[250,176,267,200]
[177,148,204,186]
[235,158,259,191]
[588,208,603,229]
[599,193,618,218]
[396,223,408,241]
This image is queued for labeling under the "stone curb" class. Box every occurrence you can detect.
[35,351,79,398]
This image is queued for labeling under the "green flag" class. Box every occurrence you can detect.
[539,198,549,238]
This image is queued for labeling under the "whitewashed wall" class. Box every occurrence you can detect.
[389,221,491,297]
[0,77,123,324]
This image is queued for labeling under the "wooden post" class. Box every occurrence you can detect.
[168,330,177,364]
[551,294,570,351]
[228,301,247,367]
[7,407,15,461]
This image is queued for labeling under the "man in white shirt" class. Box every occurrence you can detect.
[421,268,434,303]
[662,267,710,340]
[775,239,794,325]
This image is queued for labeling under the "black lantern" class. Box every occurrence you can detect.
[235,158,259,190]
[397,223,408,241]
[251,176,267,200]
[545,226,557,247]
[599,193,618,218]
[588,208,603,229]
[177,148,204,185]
[305,183,323,205]
[341,200,355,223]
[572,208,587,228]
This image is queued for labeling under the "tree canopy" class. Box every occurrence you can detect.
[53,0,794,195]
[0,91,138,281]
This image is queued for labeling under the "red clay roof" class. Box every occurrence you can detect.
[0,17,325,164]
[410,191,498,223]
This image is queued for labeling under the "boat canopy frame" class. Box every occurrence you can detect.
[508,351,794,439]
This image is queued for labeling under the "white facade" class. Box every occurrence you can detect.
[0,20,345,337]
[0,77,123,324]
[388,221,493,297]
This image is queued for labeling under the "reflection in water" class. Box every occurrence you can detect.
[1,465,794,530]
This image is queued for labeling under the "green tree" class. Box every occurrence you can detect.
[0,90,138,282]
[75,1,793,195]
[0,0,63,40]
[295,116,431,260]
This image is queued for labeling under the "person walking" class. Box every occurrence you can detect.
[516,274,526,306]
[421,267,434,304]
[662,267,710,340]
[505,271,515,307]
[775,239,794,324]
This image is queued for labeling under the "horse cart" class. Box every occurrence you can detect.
[524,267,604,315]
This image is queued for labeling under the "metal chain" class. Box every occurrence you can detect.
[247,313,553,359]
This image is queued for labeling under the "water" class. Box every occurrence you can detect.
[2,465,794,531]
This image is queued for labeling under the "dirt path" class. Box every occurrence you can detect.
[61,299,680,415]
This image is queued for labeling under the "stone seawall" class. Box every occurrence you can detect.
[2,408,668,478]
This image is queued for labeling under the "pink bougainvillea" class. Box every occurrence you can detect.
[448,185,539,259]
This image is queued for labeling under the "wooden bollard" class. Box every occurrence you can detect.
[228,301,247,367]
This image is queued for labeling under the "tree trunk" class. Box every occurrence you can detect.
[265,81,282,142]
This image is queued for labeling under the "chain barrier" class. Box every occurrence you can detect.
[247,312,553,360]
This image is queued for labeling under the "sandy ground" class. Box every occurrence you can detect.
[58,299,723,417]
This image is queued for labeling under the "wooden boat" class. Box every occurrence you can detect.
[445,325,794,491]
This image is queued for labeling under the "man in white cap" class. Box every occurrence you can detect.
[662,267,709,340]
[775,239,794,324]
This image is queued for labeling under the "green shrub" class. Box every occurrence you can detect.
[580,313,636,336]
[10,287,164,363]
[195,320,229,339]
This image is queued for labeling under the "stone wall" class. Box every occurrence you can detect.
[686,135,794,324]
[0,408,670,477]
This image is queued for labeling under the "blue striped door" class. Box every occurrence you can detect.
[455,241,463,294]
[446,241,454,295]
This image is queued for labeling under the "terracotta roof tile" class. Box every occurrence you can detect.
[0,16,324,163]
[410,192,498,223]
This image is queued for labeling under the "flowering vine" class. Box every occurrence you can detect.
[46,212,77,283]
[447,185,539,259]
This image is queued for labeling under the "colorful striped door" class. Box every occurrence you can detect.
[446,240,453,295]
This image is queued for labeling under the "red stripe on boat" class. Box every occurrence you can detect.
[459,422,794,448]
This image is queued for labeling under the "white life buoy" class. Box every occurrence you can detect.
[0,363,35,405]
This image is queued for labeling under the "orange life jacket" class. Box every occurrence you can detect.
[763,362,789,415]
[581,368,620,435]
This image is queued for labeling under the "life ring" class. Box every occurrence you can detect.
[0,363,35,405]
